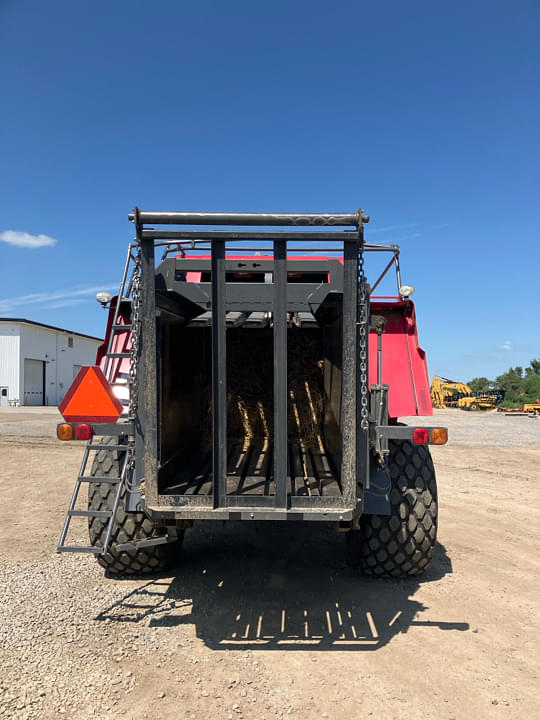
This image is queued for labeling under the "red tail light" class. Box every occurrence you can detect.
[75,424,93,440]
[412,428,429,444]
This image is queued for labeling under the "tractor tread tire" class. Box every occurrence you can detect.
[88,437,182,575]
[347,440,437,577]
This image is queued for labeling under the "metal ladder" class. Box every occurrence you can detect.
[103,243,140,384]
[57,439,130,554]
[57,244,139,554]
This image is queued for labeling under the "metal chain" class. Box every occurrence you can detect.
[357,245,370,432]
[127,247,142,472]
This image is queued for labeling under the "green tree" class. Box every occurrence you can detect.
[496,359,540,407]
[468,377,492,393]
[525,358,540,376]
[523,373,540,403]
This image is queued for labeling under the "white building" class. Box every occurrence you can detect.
[0,318,103,406]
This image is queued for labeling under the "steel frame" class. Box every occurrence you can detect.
[130,208,374,520]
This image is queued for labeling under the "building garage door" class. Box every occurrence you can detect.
[24,358,44,405]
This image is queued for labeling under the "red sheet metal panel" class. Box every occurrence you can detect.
[369,299,433,418]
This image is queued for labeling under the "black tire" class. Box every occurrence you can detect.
[346,440,438,577]
[470,402,479,411]
[88,437,183,575]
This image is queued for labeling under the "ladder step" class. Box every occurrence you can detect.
[107,352,131,358]
[58,546,104,554]
[116,535,174,551]
[112,324,132,330]
[86,443,127,451]
[69,509,112,518]
[78,476,121,483]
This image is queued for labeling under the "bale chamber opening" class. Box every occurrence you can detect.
[158,316,344,498]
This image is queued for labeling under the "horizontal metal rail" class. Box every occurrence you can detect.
[131,209,368,227]
[143,229,362,242]
[156,243,397,253]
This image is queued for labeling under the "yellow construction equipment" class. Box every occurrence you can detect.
[522,402,540,414]
[431,376,471,408]
[430,376,503,411]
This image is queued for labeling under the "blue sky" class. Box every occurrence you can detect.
[1,0,538,382]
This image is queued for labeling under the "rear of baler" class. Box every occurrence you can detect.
[57,208,447,577]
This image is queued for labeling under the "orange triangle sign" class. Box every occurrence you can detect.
[59,366,123,423]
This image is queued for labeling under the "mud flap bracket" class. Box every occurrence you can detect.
[363,465,391,515]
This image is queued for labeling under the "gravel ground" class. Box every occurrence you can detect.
[0,407,61,437]
[0,408,539,719]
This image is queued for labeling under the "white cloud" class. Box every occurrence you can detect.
[45,298,88,310]
[0,230,57,248]
[502,340,512,351]
[369,223,418,234]
[0,285,118,313]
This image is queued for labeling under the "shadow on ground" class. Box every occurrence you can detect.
[96,522,469,650]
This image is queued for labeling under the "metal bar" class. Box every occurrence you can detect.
[101,451,130,553]
[395,253,403,293]
[145,505,354,521]
[211,239,227,509]
[58,546,103,554]
[115,534,176,552]
[136,225,159,507]
[176,244,387,253]
[131,210,363,227]
[375,425,447,441]
[88,421,134,435]
[341,240,359,508]
[273,238,288,508]
[377,329,383,385]
[69,509,112,518]
[143,229,362,242]
[177,246,343,253]
[85,442,128,451]
[149,236,394,253]
[356,245,371,493]
[364,244,399,252]
[78,476,121,483]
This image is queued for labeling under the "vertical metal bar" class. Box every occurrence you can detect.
[341,240,359,507]
[273,239,288,507]
[395,252,403,294]
[102,451,130,553]
[212,240,227,508]
[136,227,159,507]
[356,241,370,492]
[377,330,383,385]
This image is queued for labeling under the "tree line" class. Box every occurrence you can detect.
[469,359,540,407]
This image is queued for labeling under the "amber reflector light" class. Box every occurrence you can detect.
[430,428,448,445]
[57,423,74,441]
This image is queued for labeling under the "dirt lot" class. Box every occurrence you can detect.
[0,408,539,719]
